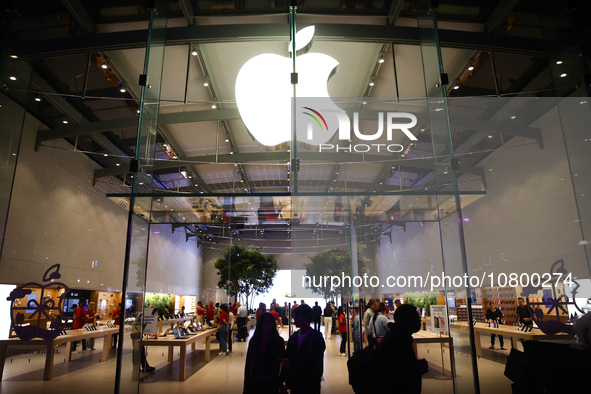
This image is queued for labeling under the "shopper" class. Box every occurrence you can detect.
[214,303,221,325]
[179,305,186,317]
[283,304,326,394]
[486,301,506,350]
[269,305,282,329]
[338,306,348,356]
[87,301,97,351]
[394,299,401,310]
[256,303,267,320]
[352,307,362,352]
[362,299,377,348]
[131,305,156,373]
[112,304,121,348]
[281,302,288,325]
[378,304,426,393]
[218,304,229,355]
[516,298,533,326]
[312,301,322,331]
[323,302,333,339]
[370,303,390,348]
[331,301,337,335]
[236,302,248,341]
[228,306,235,353]
[243,312,286,394]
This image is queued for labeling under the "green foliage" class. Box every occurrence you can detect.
[145,293,174,316]
[304,245,369,300]
[405,291,438,315]
[213,245,279,310]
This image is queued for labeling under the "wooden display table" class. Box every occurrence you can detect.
[141,327,219,381]
[420,317,431,331]
[0,326,119,381]
[412,330,451,358]
[453,322,574,358]
[157,317,194,335]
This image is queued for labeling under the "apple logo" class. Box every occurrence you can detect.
[235,26,345,147]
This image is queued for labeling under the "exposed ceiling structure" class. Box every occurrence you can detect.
[1,0,589,247]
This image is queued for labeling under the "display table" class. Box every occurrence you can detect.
[420,317,431,331]
[157,317,194,335]
[0,326,119,381]
[412,330,451,358]
[141,327,219,381]
[453,322,574,358]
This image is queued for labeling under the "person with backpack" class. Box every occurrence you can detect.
[369,303,390,348]
[323,303,333,339]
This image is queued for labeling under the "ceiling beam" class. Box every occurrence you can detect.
[387,0,404,26]
[10,23,572,61]
[179,0,195,26]
[485,0,520,34]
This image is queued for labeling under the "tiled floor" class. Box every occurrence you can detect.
[0,327,526,394]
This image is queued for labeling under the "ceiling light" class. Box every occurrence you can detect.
[369,80,375,87]
[212,104,217,109]
[362,101,367,105]
[9,76,16,81]
[172,154,178,159]
[136,109,140,113]
[230,152,234,155]
[453,86,459,90]
[191,48,198,56]
[101,63,108,69]
[104,154,108,157]
[119,86,126,93]
[560,73,567,78]
[204,81,209,86]
[116,163,120,166]
[468,66,474,71]
[510,115,516,119]
[63,120,69,124]
[488,135,493,138]
[10,55,18,59]
[225,138,229,142]
[35,97,41,102]
[556,60,563,65]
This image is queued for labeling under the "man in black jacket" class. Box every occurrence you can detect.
[312,301,322,331]
[283,304,326,394]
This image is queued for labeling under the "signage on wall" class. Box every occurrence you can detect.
[6,265,69,341]
[235,26,418,151]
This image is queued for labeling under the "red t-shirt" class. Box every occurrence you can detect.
[74,306,87,329]
[219,311,228,325]
[113,309,120,325]
[206,306,215,319]
[270,310,280,322]
[197,306,204,316]
[338,313,347,333]
[384,305,390,314]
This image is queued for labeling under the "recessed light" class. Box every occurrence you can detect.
[101,63,108,69]
[362,101,367,105]
[468,66,474,71]
[488,135,493,138]
[116,163,120,166]
[378,58,384,64]
[136,109,140,113]
[119,87,126,93]
[204,82,209,86]
[212,104,217,109]
[10,55,18,59]
[225,139,229,142]
[63,120,68,124]
[104,154,108,157]
[510,115,516,119]
[556,60,563,65]
[35,97,41,102]
[9,76,16,81]
[191,49,198,56]
[230,152,234,155]
[560,73,567,78]
[369,81,375,87]
[453,86,459,90]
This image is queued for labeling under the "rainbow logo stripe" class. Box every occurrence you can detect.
[302,107,328,131]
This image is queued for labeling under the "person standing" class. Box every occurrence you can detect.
[72,300,92,352]
[323,303,333,340]
[369,303,390,348]
[362,299,377,348]
[218,305,229,355]
[486,301,506,350]
[112,304,121,348]
[197,301,205,324]
[131,305,156,373]
[206,301,215,323]
[281,302,288,326]
[312,301,322,331]
[338,306,348,356]
[516,298,533,326]
[236,301,248,342]
[256,303,267,321]
[228,306,235,353]
[330,302,337,336]
[87,301,97,351]
[283,304,326,394]
[243,312,286,394]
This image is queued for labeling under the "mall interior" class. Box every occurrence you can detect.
[0,0,590,393]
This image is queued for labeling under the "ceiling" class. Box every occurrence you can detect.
[1,0,589,245]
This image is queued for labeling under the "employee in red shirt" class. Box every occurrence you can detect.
[338,306,348,356]
[218,305,229,355]
[269,305,283,328]
[206,301,215,322]
[197,301,205,324]
[72,300,92,352]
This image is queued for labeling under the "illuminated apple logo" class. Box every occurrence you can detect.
[235,26,344,147]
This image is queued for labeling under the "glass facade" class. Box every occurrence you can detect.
[1,1,590,394]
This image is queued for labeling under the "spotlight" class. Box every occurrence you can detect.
[101,63,108,69]
[453,86,459,90]
[9,76,16,81]
[63,120,69,124]
[556,60,563,65]
[10,55,18,59]
[119,86,126,93]
[204,82,209,86]
[35,97,41,102]
[212,104,217,109]
[560,73,567,78]
[369,77,375,87]
[468,66,474,71]
[191,47,198,56]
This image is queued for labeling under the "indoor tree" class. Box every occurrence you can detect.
[213,245,279,311]
[304,245,369,300]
